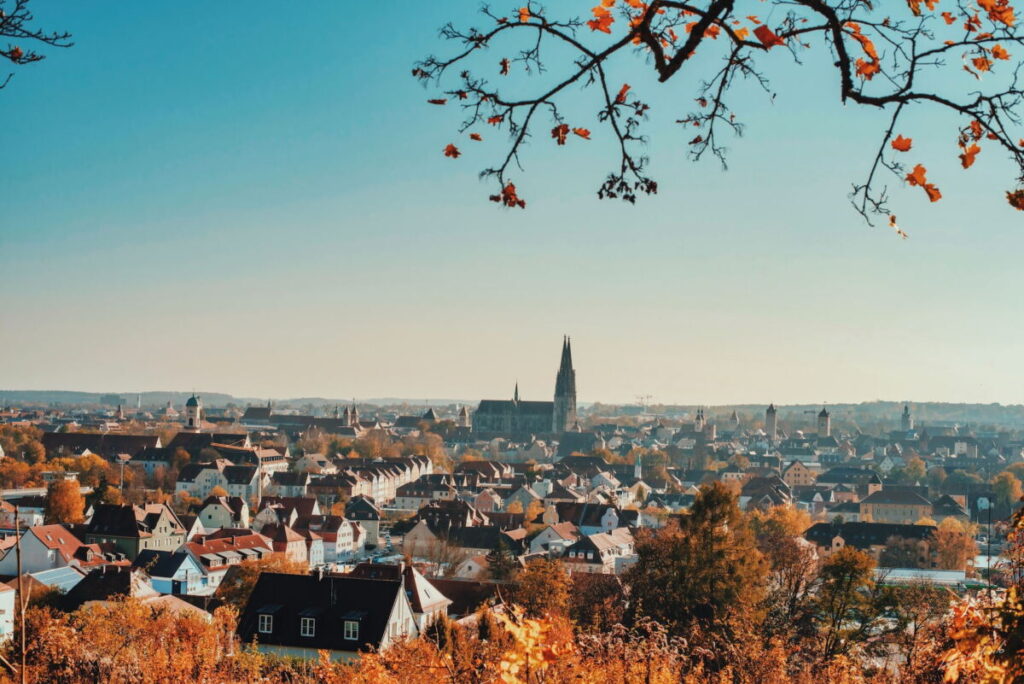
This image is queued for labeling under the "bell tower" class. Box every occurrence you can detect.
[552,336,577,434]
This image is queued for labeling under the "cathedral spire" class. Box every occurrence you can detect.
[514,382,520,403]
[553,335,577,433]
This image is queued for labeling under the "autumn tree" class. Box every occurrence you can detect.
[418,1,1024,228]
[933,516,978,571]
[43,479,84,524]
[625,482,767,658]
[813,545,888,661]
[509,557,571,619]
[993,470,1023,508]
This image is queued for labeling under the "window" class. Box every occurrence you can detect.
[258,614,273,634]
[343,620,359,640]
[300,617,315,637]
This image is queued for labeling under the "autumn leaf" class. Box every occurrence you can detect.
[500,58,511,75]
[941,11,956,24]
[456,91,468,99]
[469,133,483,141]
[551,123,569,145]
[443,144,461,158]
[992,44,1011,60]
[747,15,761,24]
[889,214,909,239]
[1007,189,1024,210]
[518,6,531,22]
[959,143,980,168]
[972,56,993,71]
[689,135,703,144]
[487,115,504,125]
[489,183,526,208]
[906,164,928,187]
[735,27,750,41]
[427,98,447,105]
[588,5,615,33]
[891,135,913,152]
[615,83,631,104]
[572,127,591,139]
[753,25,785,48]
[9,46,23,61]
[924,184,942,201]
[969,120,983,140]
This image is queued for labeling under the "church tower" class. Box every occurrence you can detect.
[901,404,913,431]
[552,336,577,434]
[817,406,831,438]
[185,394,202,431]
[458,405,471,428]
[766,404,778,440]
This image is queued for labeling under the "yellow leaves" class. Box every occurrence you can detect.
[992,43,1011,59]
[753,24,785,49]
[588,4,615,33]
[494,609,575,684]
[905,164,942,202]
[735,27,750,41]
[615,83,631,104]
[443,144,460,158]
[891,135,913,152]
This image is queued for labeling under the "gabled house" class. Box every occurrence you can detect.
[84,504,185,558]
[132,550,206,595]
[196,496,250,530]
[345,561,452,630]
[183,531,273,592]
[238,572,418,662]
[528,522,581,557]
[0,524,112,575]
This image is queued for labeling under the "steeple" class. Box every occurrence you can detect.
[514,382,520,403]
[553,335,578,433]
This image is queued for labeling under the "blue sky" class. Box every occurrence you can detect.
[1,1,1021,405]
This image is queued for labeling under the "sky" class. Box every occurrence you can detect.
[1,1,1022,406]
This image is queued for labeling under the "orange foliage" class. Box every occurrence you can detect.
[959,143,981,168]
[753,24,784,48]
[551,123,569,145]
[443,143,460,158]
[573,127,591,139]
[905,163,942,202]
[615,83,631,103]
[490,183,526,208]
[891,135,913,152]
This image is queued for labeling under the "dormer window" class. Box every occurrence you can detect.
[258,614,273,634]
[300,617,315,637]
[343,620,359,640]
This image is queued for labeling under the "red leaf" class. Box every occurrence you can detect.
[891,135,912,152]
[443,144,461,158]
[753,25,785,48]
[615,83,631,104]
[427,99,447,105]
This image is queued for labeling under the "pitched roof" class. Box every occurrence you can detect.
[805,521,937,549]
[238,573,404,653]
[861,489,932,506]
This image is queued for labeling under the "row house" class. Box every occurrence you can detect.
[176,461,266,502]
[84,503,186,558]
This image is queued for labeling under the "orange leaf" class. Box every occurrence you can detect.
[924,183,942,202]
[689,134,703,144]
[469,133,482,141]
[891,135,913,152]
[1007,189,1024,210]
[747,15,761,24]
[518,6,531,22]
[457,91,468,100]
[735,27,750,41]
[443,144,461,158]
[969,120,983,140]
[573,127,591,139]
[615,83,631,104]
[428,98,447,105]
[972,56,992,71]
[959,143,980,168]
[906,163,928,187]
[753,25,785,48]
[588,5,615,33]
[551,123,569,145]
[487,115,504,125]
[992,44,1011,59]
[489,183,526,209]
[941,11,956,24]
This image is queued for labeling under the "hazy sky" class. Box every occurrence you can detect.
[2,2,1022,406]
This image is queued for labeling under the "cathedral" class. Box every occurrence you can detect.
[472,337,578,439]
